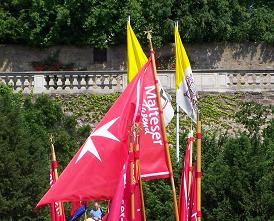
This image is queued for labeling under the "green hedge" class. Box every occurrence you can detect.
[0,0,273,47]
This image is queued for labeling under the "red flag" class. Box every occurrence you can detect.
[107,156,129,221]
[49,169,56,221]
[37,58,170,207]
[189,162,197,221]
[37,59,149,206]
[108,155,143,221]
[139,63,170,180]
[179,132,194,221]
[49,169,66,221]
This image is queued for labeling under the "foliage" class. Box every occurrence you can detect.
[0,84,89,220]
[0,0,273,47]
[0,85,273,220]
[56,93,274,220]
[202,102,274,221]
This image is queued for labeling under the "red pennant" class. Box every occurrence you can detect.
[179,133,193,221]
[108,156,143,221]
[189,163,198,221]
[49,169,66,221]
[139,65,170,180]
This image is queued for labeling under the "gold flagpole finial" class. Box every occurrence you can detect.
[49,133,55,144]
[48,133,56,161]
[144,30,153,50]
[144,30,152,40]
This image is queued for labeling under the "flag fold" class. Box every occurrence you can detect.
[179,131,195,221]
[37,58,170,207]
[127,20,174,126]
[175,24,198,122]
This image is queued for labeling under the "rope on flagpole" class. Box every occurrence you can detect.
[145,30,180,221]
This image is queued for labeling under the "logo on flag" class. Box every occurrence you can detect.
[76,117,120,163]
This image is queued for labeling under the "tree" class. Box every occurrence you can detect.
[0,0,273,46]
[0,84,90,220]
[202,102,274,220]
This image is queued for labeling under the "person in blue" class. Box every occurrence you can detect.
[89,202,103,221]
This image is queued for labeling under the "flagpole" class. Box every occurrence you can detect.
[129,132,135,221]
[175,21,180,163]
[135,123,147,221]
[196,113,202,220]
[146,31,179,221]
[49,134,64,217]
[176,104,180,162]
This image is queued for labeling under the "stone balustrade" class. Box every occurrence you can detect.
[0,69,273,94]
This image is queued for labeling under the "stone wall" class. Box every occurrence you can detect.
[0,43,273,72]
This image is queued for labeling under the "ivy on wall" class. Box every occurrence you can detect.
[55,92,242,136]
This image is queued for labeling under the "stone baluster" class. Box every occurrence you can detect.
[102,75,108,89]
[96,75,102,89]
[72,74,78,91]
[23,76,31,93]
[15,76,22,91]
[95,75,101,89]
[87,75,94,90]
[55,75,62,91]
[64,75,71,92]
[48,75,55,91]
[20,76,26,90]
[12,76,18,90]
[8,77,14,88]
[229,73,238,89]
[80,74,87,91]
[116,75,122,90]
[108,75,113,89]
[236,74,242,88]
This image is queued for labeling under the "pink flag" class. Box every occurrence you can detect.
[179,133,194,221]
[139,63,170,180]
[189,163,198,221]
[49,168,66,221]
[108,154,143,221]
[37,58,170,207]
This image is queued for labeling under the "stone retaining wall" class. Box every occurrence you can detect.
[0,43,273,72]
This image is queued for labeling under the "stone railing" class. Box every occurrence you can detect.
[0,69,273,94]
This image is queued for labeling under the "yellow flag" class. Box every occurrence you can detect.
[127,21,147,82]
[127,20,174,125]
[175,23,197,122]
